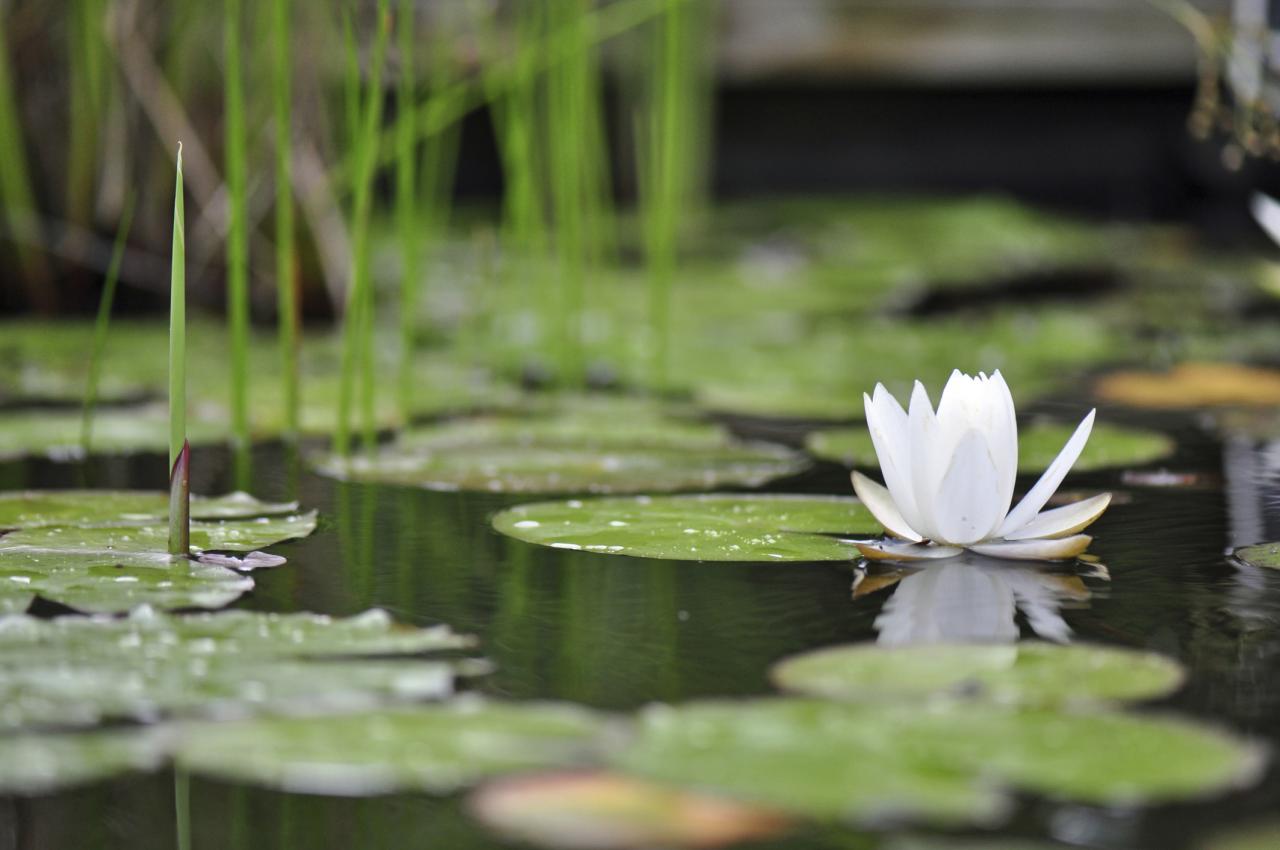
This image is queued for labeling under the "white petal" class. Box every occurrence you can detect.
[997,409,1096,538]
[854,539,964,562]
[907,381,942,540]
[852,471,923,542]
[864,386,923,532]
[1002,493,1111,541]
[969,534,1092,562]
[1251,192,1280,247]
[931,429,1004,545]
[987,370,1019,521]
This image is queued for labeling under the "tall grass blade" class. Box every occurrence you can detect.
[80,191,136,455]
[226,0,251,447]
[396,0,418,422]
[273,0,300,437]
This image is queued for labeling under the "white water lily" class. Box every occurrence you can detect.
[851,370,1110,562]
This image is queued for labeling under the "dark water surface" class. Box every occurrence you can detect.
[1,410,1278,850]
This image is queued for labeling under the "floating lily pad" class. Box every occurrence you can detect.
[0,490,298,529]
[0,729,169,795]
[806,422,1173,473]
[468,772,790,850]
[1095,363,1280,409]
[0,490,315,613]
[770,642,1185,707]
[173,699,612,795]
[1232,543,1280,570]
[0,607,481,731]
[1201,822,1280,850]
[493,495,878,562]
[613,699,1262,824]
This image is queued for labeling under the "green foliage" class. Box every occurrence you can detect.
[81,193,136,454]
[225,0,251,447]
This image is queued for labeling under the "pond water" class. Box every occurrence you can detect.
[1,407,1276,850]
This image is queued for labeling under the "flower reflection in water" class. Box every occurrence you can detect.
[855,553,1108,646]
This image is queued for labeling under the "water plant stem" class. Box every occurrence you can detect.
[273,0,300,438]
[334,0,391,457]
[174,770,190,850]
[226,0,251,446]
[81,192,136,455]
[168,147,189,558]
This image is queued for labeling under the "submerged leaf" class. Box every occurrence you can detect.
[468,772,790,850]
[173,698,611,795]
[770,642,1185,707]
[0,607,481,731]
[493,495,878,562]
[614,699,1262,825]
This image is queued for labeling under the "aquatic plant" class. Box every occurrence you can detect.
[852,370,1110,561]
[225,0,250,448]
[168,146,189,557]
[80,193,136,455]
[273,0,300,437]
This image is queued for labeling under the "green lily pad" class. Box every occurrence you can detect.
[1201,822,1280,850]
[173,699,612,795]
[807,421,1173,472]
[0,490,315,613]
[492,495,879,562]
[0,607,482,731]
[467,771,790,850]
[1231,543,1280,570]
[0,490,298,529]
[0,402,229,461]
[770,642,1186,707]
[613,699,1262,824]
[0,729,169,795]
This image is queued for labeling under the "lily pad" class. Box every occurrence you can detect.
[770,642,1185,707]
[614,699,1262,825]
[1095,363,1280,409]
[0,490,298,529]
[173,698,612,795]
[492,495,879,562]
[468,772,790,850]
[0,490,316,613]
[1231,543,1280,570]
[806,421,1173,473]
[0,729,169,795]
[1201,822,1280,850]
[0,402,229,461]
[0,607,482,731]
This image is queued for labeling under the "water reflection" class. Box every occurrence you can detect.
[856,553,1105,645]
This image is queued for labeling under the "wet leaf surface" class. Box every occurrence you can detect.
[770,642,1185,706]
[0,607,481,731]
[613,699,1263,824]
[493,495,878,561]
[1232,543,1280,570]
[468,771,790,850]
[0,729,169,795]
[0,490,315,612]
[173,698,612,795]
[806,421,1173,472]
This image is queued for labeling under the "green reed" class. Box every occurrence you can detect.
[273,0,300,437]
[67,0,109,226]
[335,0,392,457]
[168,146,189,557]
[395,0,418,422]
[225,0,250,446]
[80,192,136,455]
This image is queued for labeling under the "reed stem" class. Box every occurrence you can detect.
[226,0,251,446]
[273,0,300,438]
[81,192,136,455]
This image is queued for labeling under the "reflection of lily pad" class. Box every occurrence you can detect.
[1096,363,1280,408]
[0,607,481,731]
[770,642,1185,706]
[468,772,790,850]
[806,422,1173,472]
[1232,543,1280,570]
[0,729,169,795]
[0,490,297,528]
[493,495,878,562]
[174,699,611,795]
[316,411,805,496]
[0,491,316,613]
[614,699,1262,824]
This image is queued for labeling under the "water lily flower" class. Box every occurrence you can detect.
[852,370,1110,562]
